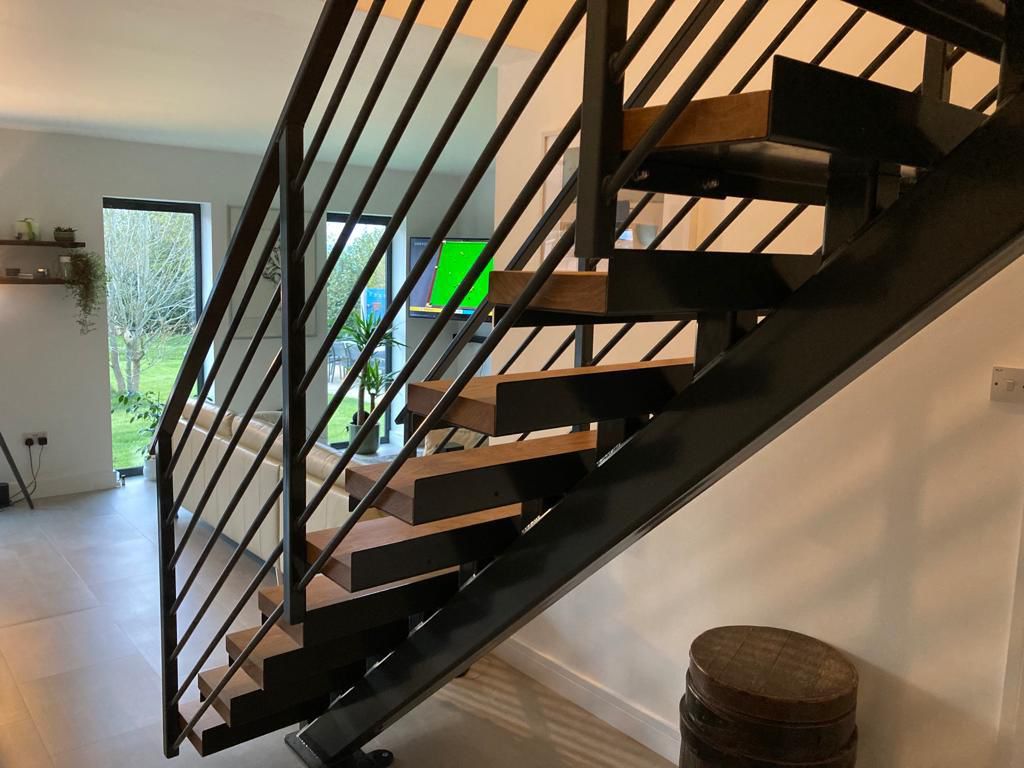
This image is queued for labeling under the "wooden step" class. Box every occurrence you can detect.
[306,506,522,592]
[407,359,694,436]
[179,697,325,757]
[346,432,599,524]
[490,251,820,325]
[258,571,459,646]
[198,661,363,728]
[225,620,408,690]
[624,57,986,205]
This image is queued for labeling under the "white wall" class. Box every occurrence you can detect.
[0,125,494,498]
[490,2,1024,765]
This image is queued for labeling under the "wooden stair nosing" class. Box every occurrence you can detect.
[198,661,363,728]
[488,251,821,317]
[180,697,327,757]
[623,57,986,180]
[345,432,599,524]
[407,358,695,436]
[305,506,523,592]
[258,570,460,646]
[226,620,408,690]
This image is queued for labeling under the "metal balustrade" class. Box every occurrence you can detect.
[150,0,1004,758]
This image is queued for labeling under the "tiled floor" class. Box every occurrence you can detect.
[0,480,671,767]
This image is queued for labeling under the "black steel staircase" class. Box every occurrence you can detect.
[150,1,1024,765]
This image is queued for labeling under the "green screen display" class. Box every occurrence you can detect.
[427,240,493,311]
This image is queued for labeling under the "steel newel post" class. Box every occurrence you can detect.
[280,122,307,626]
[155,430,180,757]
[575,0,628,426]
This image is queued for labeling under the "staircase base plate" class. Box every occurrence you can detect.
[285,732,394,768]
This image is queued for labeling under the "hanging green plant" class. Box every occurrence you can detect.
[63,250,105,334]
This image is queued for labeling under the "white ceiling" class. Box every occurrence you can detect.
[0,0,535,173]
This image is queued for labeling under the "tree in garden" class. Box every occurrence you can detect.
[104,208,196,394]
[325,227,387,324]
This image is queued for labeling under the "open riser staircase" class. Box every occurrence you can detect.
[149,1,1024,765]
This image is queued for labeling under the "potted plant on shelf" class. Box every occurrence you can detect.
[63,251,104,333]
[53,226,78,244]
[113,391,164,480]
[341,308,402,455]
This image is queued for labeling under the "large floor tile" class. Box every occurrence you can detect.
[18,653,162,757]
[0,575,98,630]
[0,653,29,727]
[0,608,136,683]
[0,717,53,768]
[61,538,159,588]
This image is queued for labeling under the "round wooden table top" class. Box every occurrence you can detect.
[689,626,858,724]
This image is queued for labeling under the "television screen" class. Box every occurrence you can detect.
[408,237,493,320]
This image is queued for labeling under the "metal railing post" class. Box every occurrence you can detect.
[155,430,180,757]
[279,122,307,625]
[576,0,628,437]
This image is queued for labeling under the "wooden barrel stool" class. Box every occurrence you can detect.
[679,626,858,767]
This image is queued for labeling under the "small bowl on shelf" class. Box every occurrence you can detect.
[54,228,78,244]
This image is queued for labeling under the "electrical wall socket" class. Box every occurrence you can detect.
[991,367,1024,404]
[22,432,47,445]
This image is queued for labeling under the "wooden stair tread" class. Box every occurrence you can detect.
[258,570,459,646]
[198,661,362,728]
[306,506,522,591]
[179,697,326,757]
[623,57,986,205]
[225,620,408,689]
[489,251,820,321]
[408,358,694,435]
[345,432,598,523]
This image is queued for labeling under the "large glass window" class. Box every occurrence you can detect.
[103,198,202,471]
[324,213,392,446]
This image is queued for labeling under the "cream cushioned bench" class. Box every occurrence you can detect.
[173,399,382,563]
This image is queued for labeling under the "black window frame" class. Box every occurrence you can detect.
[103,197,205,473]
[325,212,394,449]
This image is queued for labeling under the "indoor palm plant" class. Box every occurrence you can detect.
[341,308,401,455]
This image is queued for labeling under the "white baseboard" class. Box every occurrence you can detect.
[29,469,119,500]
[494,636,680,763]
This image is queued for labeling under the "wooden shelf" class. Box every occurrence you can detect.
[0,239,85,248]
[0,277,66,285]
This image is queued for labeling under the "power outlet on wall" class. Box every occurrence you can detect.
[22,432,48,446]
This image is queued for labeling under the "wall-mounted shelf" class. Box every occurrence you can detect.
[0,277,66,285]
[0,239,86,248]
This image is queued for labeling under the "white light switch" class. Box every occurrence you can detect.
[992,367,1024,403]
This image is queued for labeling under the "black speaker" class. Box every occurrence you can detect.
[0,482,9,508]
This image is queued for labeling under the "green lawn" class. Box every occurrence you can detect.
[109,336,367,469]
[110,336,192,469]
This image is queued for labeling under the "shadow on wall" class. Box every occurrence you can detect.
[854,655,999,767]
[513,255,1024,767]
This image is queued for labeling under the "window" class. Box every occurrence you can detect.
[103,198,203,472]
[324,213,393,447]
